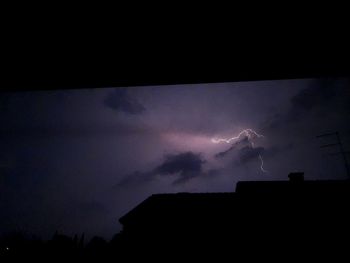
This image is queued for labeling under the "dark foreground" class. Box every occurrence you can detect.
[2,175,350,261]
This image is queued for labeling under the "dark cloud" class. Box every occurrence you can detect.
[213,138,266,168]
[215,137,250,158]
[262,78,348,130]
[155,152,204,175]
[237,146,265,164]
[103,88,145,114]
[116,152,207,186]
[215,146,235,159]
[290,78,337,111]
[154,152,206,184]
[284,78,337,123]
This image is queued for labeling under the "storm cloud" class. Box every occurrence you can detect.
[290,78,337,111]
[263,78,350,130]
[237,146,265,164]
[215,137,250,158]
[154,152,206,184]
[117,152,207,186]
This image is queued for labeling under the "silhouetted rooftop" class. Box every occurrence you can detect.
[120,177,350,228]
[119,192,237,225]
[236,179,350,195]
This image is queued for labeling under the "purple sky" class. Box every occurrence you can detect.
[0,78,349,240]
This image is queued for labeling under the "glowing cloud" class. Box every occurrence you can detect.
[211,129,268,173]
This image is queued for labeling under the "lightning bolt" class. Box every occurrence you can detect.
[211,129,264,144]
[211,129,268,173]
[258,154,268,173]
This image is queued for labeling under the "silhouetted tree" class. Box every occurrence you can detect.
[84,236,108,258]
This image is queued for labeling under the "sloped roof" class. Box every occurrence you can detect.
[119,192,237,225]
[119,179,350,226]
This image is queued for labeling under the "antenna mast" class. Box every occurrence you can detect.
[317,131,350,178]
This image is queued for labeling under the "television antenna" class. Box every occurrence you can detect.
[316,131,350,178]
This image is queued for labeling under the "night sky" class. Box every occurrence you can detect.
[0,78,349,240]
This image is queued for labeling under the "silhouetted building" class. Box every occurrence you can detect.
[118,174,350,259]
